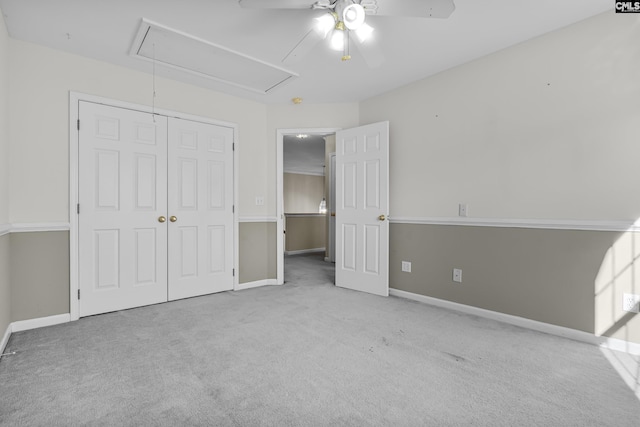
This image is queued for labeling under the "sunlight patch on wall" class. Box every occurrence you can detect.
[595,229,640,343]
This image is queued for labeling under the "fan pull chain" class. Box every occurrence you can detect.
[342,30,351,61]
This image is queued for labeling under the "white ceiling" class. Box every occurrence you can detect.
[0,0,610,104]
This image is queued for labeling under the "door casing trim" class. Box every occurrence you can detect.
[276,128,340,285]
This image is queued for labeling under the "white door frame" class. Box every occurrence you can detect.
[276,127,340,285]
[69,92,240,321]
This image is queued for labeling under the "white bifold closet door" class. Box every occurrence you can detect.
[78,101,234,317]
[167,117,234,301]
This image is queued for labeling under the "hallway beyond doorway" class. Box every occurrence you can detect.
[284,252,334,287]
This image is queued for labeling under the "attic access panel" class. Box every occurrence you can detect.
[131,19,298,94]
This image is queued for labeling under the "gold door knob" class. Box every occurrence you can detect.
[158,216,166,223]
[169,216,178,223]
[378,215,386,221]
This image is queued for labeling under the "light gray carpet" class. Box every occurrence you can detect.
[1,252,640,426]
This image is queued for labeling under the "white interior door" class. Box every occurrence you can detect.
[335,121,389,296]
[78,101,168,316]
[328,153,336,263]
[167,118,235,300]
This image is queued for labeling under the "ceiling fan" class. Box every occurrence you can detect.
[238,0,456,67]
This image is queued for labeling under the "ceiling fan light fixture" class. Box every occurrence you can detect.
[330,29,345,51]
[314,13,336,38]
[354,22,374,43]
[343,4,365,30]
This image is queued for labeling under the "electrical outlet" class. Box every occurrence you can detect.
[453,268,462,283]
[622,293,640,313]
[255,196,264,206]
[401,261,412,273]
[459,203,468,217]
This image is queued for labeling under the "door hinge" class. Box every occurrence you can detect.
[233,268,235,277]
[232,205,235,213]
[77,204,80,214]
[232,142,235,151]
[77,289,80,300]
[77,119,80,131]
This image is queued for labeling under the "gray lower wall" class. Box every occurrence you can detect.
[390,223,640,344]
[5,224,639,346]
[10,231,69,322]
[3,225,277,326]
[285,215,326,252]
[239,222,277,283]
[0,234,10,336]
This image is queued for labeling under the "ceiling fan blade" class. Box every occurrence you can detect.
[371,0,455,19]
[282,28,325,64]
[352,34,384,68]
[238,0,319,9]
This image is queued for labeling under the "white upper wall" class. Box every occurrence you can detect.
[8,39,270,222]
[12,11,636,223]
[7,38,362,222]
[0,9,9,224]
[360,12,640,222]
[284,173,324,214]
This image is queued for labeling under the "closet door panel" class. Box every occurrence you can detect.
[78,102,168,317]
[167,118,234,300]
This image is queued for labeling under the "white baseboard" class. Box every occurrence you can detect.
[1,314,71,355]
[11,313,71,333]
[599,336,640,355]
[389,288,640,356]
[235,279,279,291]
[285,248,325,256]
[0,323,11,355]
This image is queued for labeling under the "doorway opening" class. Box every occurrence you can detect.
[277,121,390,296]
[276,128,340,286]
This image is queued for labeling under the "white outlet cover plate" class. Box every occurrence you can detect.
[402,261,412,273]
[623,293,640,313]
[453,268,462,283]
